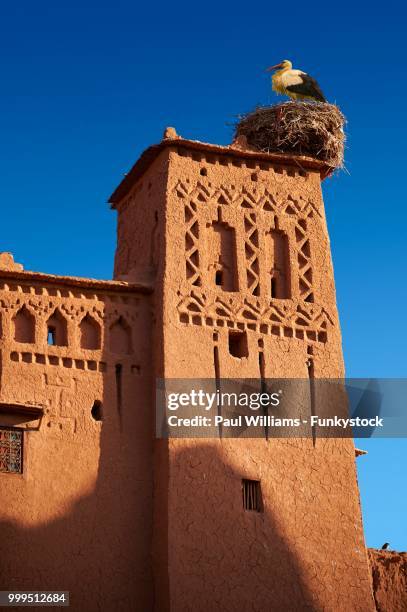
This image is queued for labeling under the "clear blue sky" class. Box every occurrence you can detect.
[1,2,406,550]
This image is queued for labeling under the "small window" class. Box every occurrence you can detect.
[47,327,56,345]
[215,270,223,286]
[271,277,277,298]
[228,331,248,359]
[242,479,262,512]
[46,310,68,346]
[0,428,23,474]
[91,400,103,422]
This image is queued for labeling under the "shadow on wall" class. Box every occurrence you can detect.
[154,442,321,612]
[0,443,322,610]
[0,300,154,612]
[1,316,319,611]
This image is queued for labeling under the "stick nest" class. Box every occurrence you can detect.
[235,102,346,170]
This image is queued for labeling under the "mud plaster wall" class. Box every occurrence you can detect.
[113,151,169,285]
[112,151,171,611]
[369,549,407,612]
[0,138,378,611]
[144,146,375,611]
[0,279,154,611]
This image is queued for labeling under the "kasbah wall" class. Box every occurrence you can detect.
[0,126,401,611]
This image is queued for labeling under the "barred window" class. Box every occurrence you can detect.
[0,428,23,474]
[242,479,263,512]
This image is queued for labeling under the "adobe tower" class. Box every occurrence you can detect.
[0,127,375,610]
[110,129,375,611]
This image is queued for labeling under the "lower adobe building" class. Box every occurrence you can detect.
[0,127,382,610]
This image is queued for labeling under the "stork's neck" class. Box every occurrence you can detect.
[274,66,290,77]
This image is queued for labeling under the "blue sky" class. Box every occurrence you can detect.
[1,1,406,550]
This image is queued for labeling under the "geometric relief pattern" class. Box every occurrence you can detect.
[184,201,201,287]
[0,428,23,473]
[0,286,137,355]
[9,350,106,372]
[244,213,260,296]
[295,219,314,303]
[174,179,322,218]
[174,178,328,342]
[283,194,321,219]
[42,373,78,435]
[177,291,329,343]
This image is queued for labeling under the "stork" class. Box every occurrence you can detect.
[266,60,326,102]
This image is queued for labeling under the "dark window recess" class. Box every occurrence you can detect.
[91,400,103,422]
[47,327,56,345]
[215,270,223,286]
[270,278,277,298]
[46,310,68,346]
[228,331,248,359]
[0,428,23,474]
[242,479,262,512]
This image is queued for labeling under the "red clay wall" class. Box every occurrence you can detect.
[114,142,375,610]
[1,136,378,611]
[113,150,168,285]
[0,275,154,611]
[369,549,407,612]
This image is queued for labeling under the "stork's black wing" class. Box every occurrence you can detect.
[286,74,326,102]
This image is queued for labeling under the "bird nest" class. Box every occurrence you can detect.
[234,102,346,170]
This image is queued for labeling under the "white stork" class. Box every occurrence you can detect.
[266,60,326,102]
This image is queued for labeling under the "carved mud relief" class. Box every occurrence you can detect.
[177,293,330,343]
[208,210,238,292]
[244,213,260,296]
[173,178,329,343]
[265,223,291,299]
[184,201,201,287]
[0,285,138,387]
[42,372,78,435]
[295,219,314,303]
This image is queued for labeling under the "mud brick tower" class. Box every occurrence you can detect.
[110,129,374,611]
[0,127,375,611]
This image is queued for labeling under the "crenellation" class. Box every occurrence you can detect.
[173,147,313,181]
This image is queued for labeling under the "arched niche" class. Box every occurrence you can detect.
[14,305,36,343]
[109,317,132,354]
[80,314,101,350]
[46,309,68,346]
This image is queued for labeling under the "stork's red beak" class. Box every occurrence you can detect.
[265,63,282,72]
